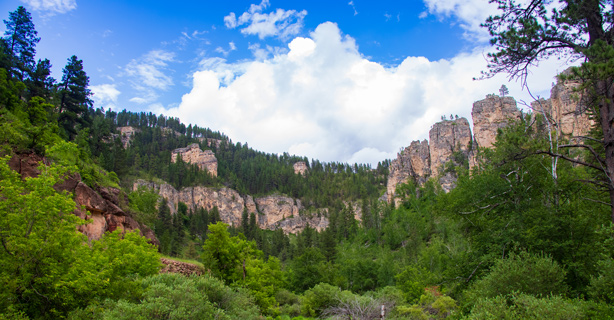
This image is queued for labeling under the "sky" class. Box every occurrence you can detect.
[0,0,577,166]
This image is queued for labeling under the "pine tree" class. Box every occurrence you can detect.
[2,6,39,81]
[58,55,92,140]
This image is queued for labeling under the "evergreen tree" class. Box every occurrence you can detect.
[2,6,39,81]
[58,55,92,139]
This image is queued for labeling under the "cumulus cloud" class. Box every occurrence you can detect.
[224,0,307,40]
[20,0,76,14]
[154,22,567,166]
[125,50,175,104]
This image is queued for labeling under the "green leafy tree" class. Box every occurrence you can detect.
[0,157,160,318]
[201,222,258,284]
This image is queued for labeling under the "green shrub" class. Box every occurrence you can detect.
[465,293,585,320]
[301,283,344,317]
[91,273,261,320]
[465,251,568,303]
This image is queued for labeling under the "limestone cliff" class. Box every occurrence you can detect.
[531,72,593,140]
[386,139,430,205]
[171,143,218,177]
[117,126,139,148]
[133,180,328,233]
[429,118,472,178]
[9,153,158,245]
[472,95,521,149]
[293,161,308,175]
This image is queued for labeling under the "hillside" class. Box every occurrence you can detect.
[2,4,614,320]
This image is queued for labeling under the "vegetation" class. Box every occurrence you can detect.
[1,4,614,319]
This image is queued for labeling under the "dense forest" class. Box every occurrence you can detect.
[2,3,614,320]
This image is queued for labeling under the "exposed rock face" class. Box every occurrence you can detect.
[8,153,158,245]
[171,143,218,177]
[429,118,472,177]
[293,161,308,175]
[386,140,430,204]
[472,95,521,149]
[134,179,328,233]
[117,126,139,148]
[531,73,593,140]
[160,258,204,276]
[255,195,302,227]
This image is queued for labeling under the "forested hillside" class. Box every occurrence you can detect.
[2,4,614,320]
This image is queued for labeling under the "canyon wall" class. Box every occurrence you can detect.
[133,180,328,233]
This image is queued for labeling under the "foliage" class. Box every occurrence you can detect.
[127,186,159,227]
[301,283,347,317]
[464,293,585,320]
[465,251,568,303]
[80,273,261,320]
[0,156,159,319]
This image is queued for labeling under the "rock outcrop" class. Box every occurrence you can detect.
[472,95,521,149]
[133,180,328,233]
[160,258,204,276]
[386,140,430,204]
[429,118,472,178]
[117,126,139,148]
[8,153,158,245]
[531,72,593,140]
[171,143,218,177]
[293,161,308,175]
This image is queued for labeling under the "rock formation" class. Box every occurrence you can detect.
[133,180,328,233]
[472,95,522,149]
[160,258,204,276]
[386,140,430,204]
[293,161,308,175]
[117,126,139,148]
[8,153,158,245]
[171,143,218,177]
[429,118,472,178]
[531,72,593,140]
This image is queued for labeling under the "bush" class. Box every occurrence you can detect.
[88,273,261,320]
[301,283,345,317]
[465,251,568,303]
[465,293,585,320]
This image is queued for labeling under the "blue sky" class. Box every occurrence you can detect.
[1,0,574,165]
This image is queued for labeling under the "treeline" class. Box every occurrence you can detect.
[84,106,389,209]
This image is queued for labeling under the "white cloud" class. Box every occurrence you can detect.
[91,84,120,107]
[20,0,76,14]
[155,22,569,166]
[224,0,307,40]
[124,50,175,104]
[215,41,238,57]
[421,0,499,41]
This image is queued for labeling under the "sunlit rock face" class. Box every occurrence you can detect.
[386,139,430,205]
[293,161,308,175]
[429,117,472,178]
[171,143,218,177]
[133,179,328,234]
[531,70,593,141]
[472,95,521,149]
